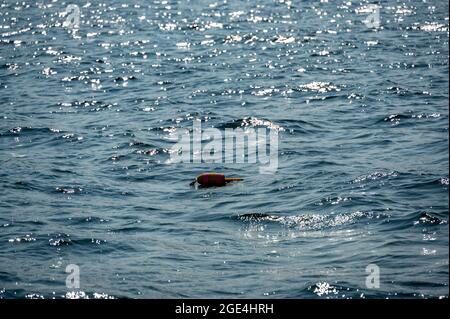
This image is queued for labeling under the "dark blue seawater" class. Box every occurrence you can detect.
[0,0,448,299]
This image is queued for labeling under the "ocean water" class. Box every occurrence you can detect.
[0,0,448,299]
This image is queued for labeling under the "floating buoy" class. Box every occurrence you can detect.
[191,173,243,187]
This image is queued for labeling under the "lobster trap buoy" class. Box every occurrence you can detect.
[190,173,243,187]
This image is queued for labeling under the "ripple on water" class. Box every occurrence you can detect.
[236,211,381,230]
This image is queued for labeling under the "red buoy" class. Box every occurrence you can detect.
[194,173,243,187]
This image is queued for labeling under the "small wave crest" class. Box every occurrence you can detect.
[235,211,378,230]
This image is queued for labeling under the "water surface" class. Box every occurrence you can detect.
[0,0,448,298]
